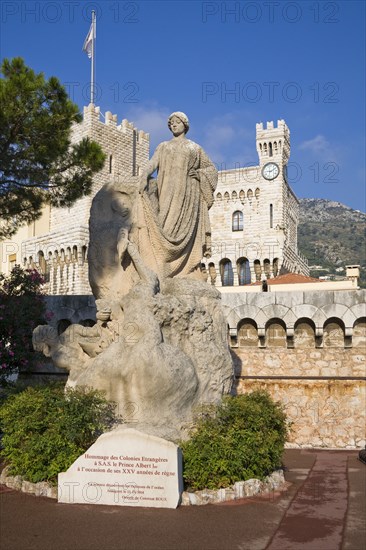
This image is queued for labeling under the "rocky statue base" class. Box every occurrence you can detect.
[34,270,233,442]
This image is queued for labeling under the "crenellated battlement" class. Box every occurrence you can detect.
[256,119,289,134]
[256,119,290,164]
[82,103,149,141]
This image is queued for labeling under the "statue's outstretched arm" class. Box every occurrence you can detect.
[127,240,159,293]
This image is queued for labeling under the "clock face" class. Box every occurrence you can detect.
[262,162,279,180]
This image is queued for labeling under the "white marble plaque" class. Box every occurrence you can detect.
[58,428,183,508]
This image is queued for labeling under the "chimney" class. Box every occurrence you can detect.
[346,265,360,285]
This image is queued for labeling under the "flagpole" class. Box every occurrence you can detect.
[91,10,95,105]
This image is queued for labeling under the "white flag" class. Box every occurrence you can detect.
[83,21,95,58]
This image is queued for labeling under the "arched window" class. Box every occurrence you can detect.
[273,258,279,277]
[254,259,261,281]
[37,251,46,274]
[269,142,273,157]
[224,191,230,201]
[216,192,222,201]
[255,188,260,199]
[247,189,253,201]
[323,318,345,348]
[232,211,243,231]
[82,246,87,263]
[294,319,316,348]
[263,259,271,278]
[353,318,366,348]
[239,190,245,202]
[232,191,237,200]
[266,319,287,348]
[238,319,258,347]
[220,259,234,286]
[237,257,251,285]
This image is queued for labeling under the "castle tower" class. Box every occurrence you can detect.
[206,119,309,288]
[256,119,290,171]
[255,119,298,253]
[21,104,150,295]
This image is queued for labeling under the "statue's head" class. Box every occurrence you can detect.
[168,112,189,134]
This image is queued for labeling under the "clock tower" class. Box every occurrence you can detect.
[253,119,301,269]
[256,119,290,182]
[206,118,309,287]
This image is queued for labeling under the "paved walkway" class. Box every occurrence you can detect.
[0,449,365,550]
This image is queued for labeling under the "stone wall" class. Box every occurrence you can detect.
[222,289,366,343]
[233,349,365,449]
[44,295,96,330]
[224,289,366,449]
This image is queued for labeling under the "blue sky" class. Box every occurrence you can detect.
[1,0,365,210]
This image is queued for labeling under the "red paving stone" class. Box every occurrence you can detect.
[0,449,365,550]
[267,452,349,550]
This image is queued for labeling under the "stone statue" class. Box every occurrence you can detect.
[136,112,217,280]
[35,112,233,441]
[89,112,217,300]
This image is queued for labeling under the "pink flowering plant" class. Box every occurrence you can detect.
[0,265,46,385]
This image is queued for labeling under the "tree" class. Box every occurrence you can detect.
[0,57,106,239]
[0,265,48,386]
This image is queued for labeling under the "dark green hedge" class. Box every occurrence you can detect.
[181,391,288,490]
[0,385,118,483]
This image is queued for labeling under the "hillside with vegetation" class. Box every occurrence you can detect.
[298,199,366,287]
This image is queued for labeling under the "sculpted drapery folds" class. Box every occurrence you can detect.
[135,112,218,280]
[88,112,218,300]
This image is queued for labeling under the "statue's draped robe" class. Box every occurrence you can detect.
[135,138,217,279]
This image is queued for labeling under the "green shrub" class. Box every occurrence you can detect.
[181,391,288,490]
[0,384,118,483]
[0,265,49,385]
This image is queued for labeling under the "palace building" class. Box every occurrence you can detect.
[2,107,308,291]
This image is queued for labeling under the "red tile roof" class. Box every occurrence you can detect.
[251,273,323,285]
